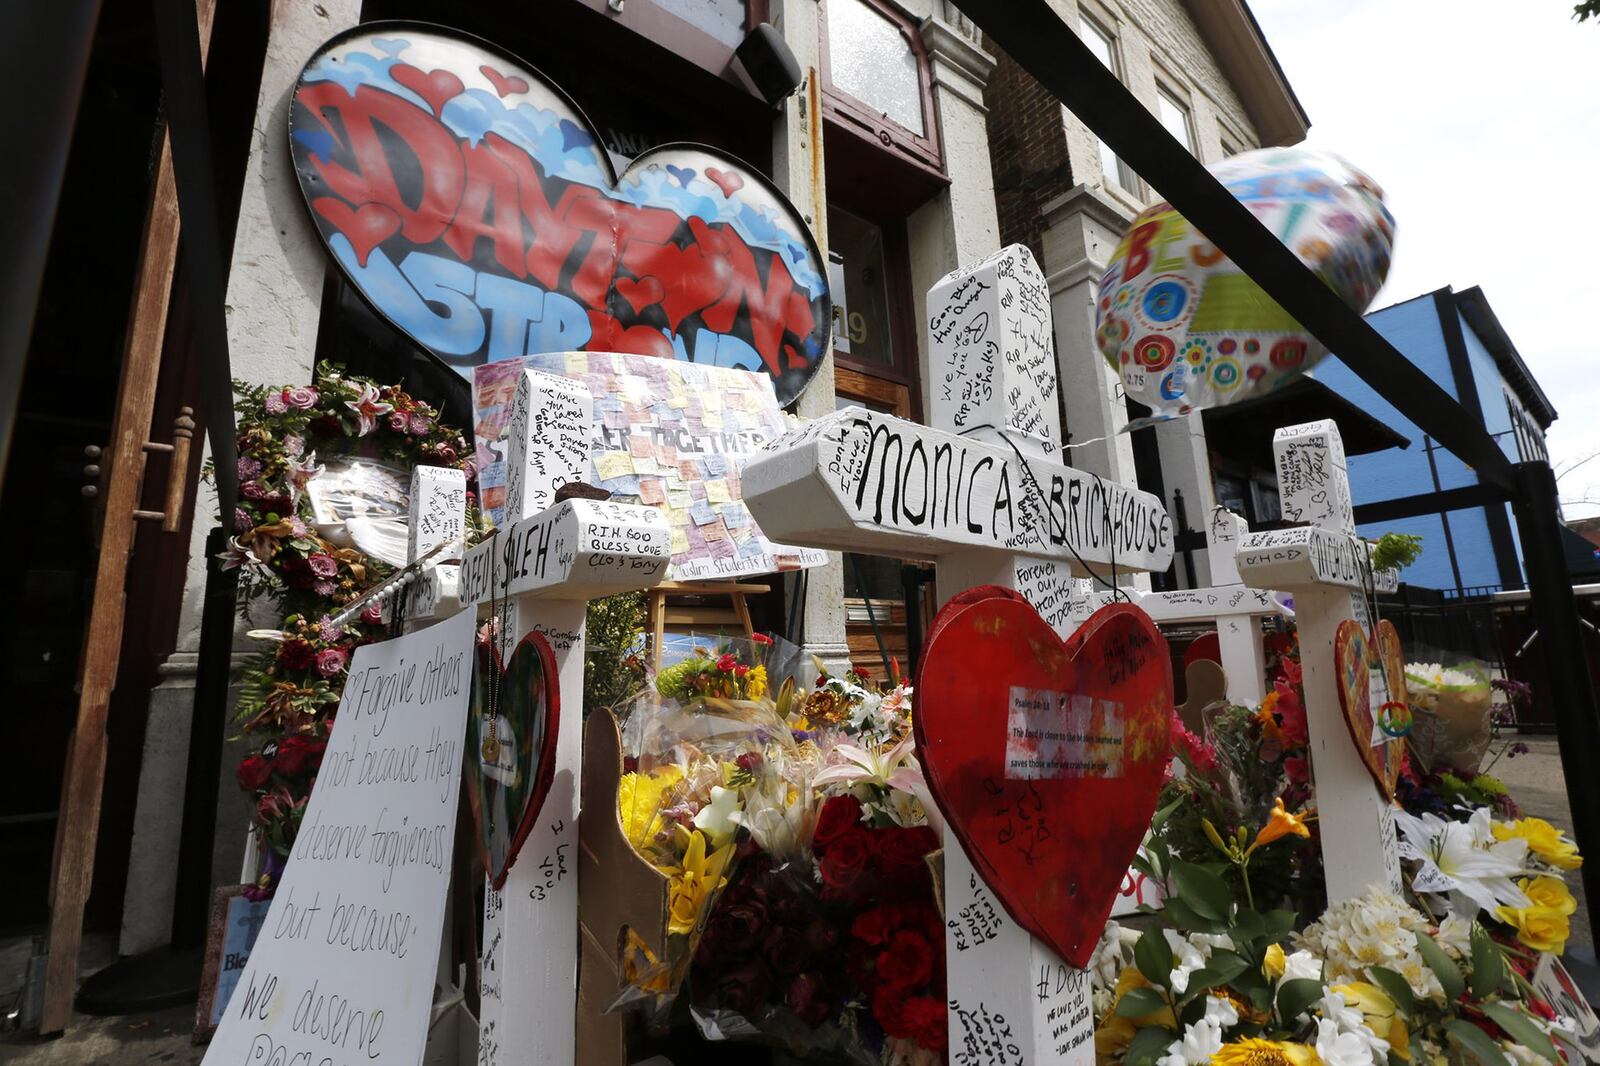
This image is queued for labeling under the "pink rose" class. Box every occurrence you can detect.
[361,602,383,624]
[314,579,337,597]
[315,647,349,678]
[307,552,338,577]
[283,386,319,410]
[241,481,266,500]
[389,412,409,432]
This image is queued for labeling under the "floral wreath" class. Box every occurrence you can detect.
[224,363,477,877]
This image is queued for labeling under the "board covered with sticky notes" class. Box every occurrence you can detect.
[474,354,827,581]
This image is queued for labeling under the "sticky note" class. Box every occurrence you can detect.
[670,528,689,555]
[705,479,731,504]
[667,490,692,510]
[690,502,718,526]
[595,452,635,480]
[704,454,729,476]
[638,480,666,506]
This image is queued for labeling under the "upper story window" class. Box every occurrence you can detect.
[1157,85,1196,154]
[821,0,941,171]
[1079,14,1138,193]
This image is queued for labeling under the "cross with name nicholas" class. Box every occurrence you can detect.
[744,244,1175,1065]
[457,369,671,1066]
[1232,420,1404,904]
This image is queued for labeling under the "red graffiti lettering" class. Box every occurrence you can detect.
[296,81,817,375]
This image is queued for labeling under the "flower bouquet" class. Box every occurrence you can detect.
[680,660,948,1064]
[612,634,812,1013]
[1405,660,1494,774]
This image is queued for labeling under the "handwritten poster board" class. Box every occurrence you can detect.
[201,607,474,1066]
[474,353,827,581]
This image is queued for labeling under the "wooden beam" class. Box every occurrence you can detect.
[39,0,216,1034]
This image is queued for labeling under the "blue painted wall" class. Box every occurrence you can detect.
[1310,292,1526,591]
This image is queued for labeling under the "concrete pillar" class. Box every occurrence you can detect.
[120,0,359,954]
[769,0,850,672]
[1039,186,1141,486]
[1156,412,1218,588]
[910,14,998,417]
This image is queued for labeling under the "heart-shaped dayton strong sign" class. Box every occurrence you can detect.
[1333,618,1409,802]
[288,24,831,406]
[914,586,1172,969]
[467,629,560,890]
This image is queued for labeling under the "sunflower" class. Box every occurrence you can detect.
[1212,1037,1319,1066]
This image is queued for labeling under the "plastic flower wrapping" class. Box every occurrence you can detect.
[1404,660,1495,773]
[612,639,946,1063]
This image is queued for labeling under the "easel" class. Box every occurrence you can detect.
[647,580,770,668]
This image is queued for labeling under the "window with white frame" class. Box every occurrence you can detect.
[1157,85,1195,154]
[1079,14,1138,193]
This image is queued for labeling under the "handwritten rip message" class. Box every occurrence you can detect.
[202,607,474,1066]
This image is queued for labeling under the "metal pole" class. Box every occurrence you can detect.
[1509,461,1600,938]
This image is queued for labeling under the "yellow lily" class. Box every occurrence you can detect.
[1249,798,1312,854]
[663,829,734,936]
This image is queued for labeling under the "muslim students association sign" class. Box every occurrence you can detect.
[289,23,832,406]
[202,608,474,1066]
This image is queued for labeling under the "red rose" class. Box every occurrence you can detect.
[878,826,939,885]
[752,632,774,646]
[236,755,272,791]
[851,905,900,947]
[872,985,911,1038]
[273,734,327,778]
[901,995,947,1051]
[819,828,875,902]
[717,653,737,672]
[811,795,864,856]
[786,972,832,1028]
[277,639,317,671]
[876,930,933,992]
[307,553,338,578]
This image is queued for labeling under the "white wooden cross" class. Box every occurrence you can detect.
[398,464,468,627]
[1233,420,1403,904]
[1088,507,1285,706]
[457,369,671,1066]
[745,244,1174,1065]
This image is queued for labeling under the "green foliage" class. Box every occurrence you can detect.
[1415,930,1466,1003]
[1371,531,1424,572]
[584,591,647,714]
[1577,0,1600,21]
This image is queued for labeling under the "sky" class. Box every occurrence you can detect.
[1249,0,1600,517]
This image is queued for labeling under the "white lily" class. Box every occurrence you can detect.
[813,735,943,833]
[1395,808,1532,917]
[692,785,742,849]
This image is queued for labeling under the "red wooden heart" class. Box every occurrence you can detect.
[1333,619,1408,801]
[914,589,1172,968]
[467,630,561,889]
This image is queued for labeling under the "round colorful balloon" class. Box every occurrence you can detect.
[1095,147,1394,419]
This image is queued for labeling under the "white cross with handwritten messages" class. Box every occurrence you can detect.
[1233,420,1403,903]
[456,369,671,1066]
[746,244,1175,1065]
[1087,507,1285,705]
